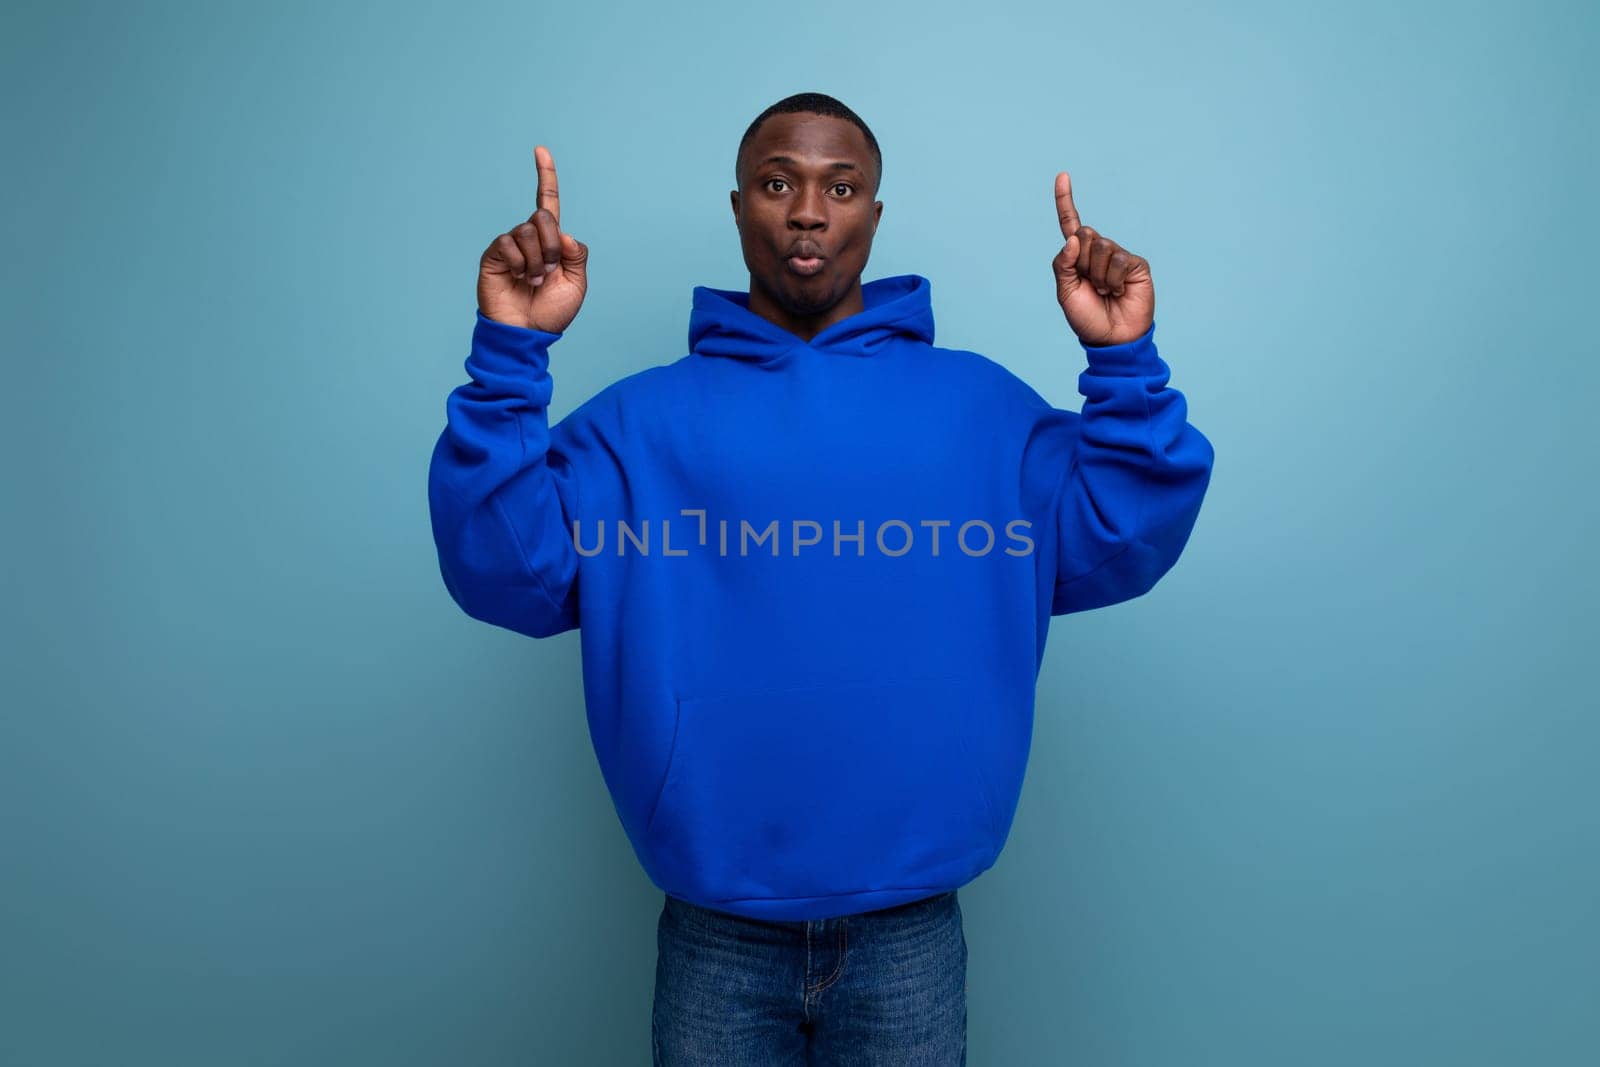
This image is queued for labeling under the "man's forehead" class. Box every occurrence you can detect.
[751,115,867,158]
[754,153,865,173]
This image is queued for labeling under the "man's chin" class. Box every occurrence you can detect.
[784,290,837,318]
[759,274,827,312]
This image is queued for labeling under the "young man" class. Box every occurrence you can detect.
[429,92,1215,1064]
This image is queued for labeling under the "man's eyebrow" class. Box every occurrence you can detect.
[757,155,863,173]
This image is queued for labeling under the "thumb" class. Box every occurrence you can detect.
[1060,232,1080,277]
[1054,232,1082,292]
[560,231,588,275]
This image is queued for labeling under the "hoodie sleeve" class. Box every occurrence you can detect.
[427,309,585,638]
[1022,320,1215,616]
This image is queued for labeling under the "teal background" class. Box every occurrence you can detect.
[3,0,1595,1063]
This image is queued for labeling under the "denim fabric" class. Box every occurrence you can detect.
[651,889,967,1065]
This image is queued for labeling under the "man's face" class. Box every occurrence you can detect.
[730,113,883,319]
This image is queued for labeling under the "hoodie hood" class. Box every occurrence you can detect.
[688,273,935,362]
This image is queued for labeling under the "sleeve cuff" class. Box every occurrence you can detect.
[1080,318,1159,375]
[474,308,564,348]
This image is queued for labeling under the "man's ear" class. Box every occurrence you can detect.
[729,190,739,221]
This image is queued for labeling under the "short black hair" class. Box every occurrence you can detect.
[736,92,882,197]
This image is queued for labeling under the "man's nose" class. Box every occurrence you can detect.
[787,187,828,228]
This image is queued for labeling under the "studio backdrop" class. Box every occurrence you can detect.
[3,0,1594,1064]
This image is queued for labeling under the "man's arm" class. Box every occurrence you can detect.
[1032,167,1214,614]
[427,311,581,638]
[1043,321,1214,616]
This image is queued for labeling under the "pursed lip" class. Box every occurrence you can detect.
[786,242,826,261]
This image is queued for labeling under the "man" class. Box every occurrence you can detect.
[429,92,1214,1064]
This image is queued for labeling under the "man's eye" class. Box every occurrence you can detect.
[764,178,854,196]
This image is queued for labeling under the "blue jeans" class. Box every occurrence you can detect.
[651,889,967,1065]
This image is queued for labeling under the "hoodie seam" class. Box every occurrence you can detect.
[703,883,966,905]
[491,494,568,618]
[641,699,682,840]
[493,409,568,617]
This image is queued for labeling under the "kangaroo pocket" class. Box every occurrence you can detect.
[640,675,1000,905]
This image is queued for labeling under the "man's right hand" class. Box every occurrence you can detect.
[477,144,589,333]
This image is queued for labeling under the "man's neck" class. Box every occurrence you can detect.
[746,279,865,344]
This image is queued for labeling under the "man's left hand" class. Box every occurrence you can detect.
[1053,170,1155,347]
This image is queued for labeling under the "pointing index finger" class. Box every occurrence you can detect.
[534,144,560,226]
[1055,170,1080,239]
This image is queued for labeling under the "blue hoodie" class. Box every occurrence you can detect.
[428,273,1214,921]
